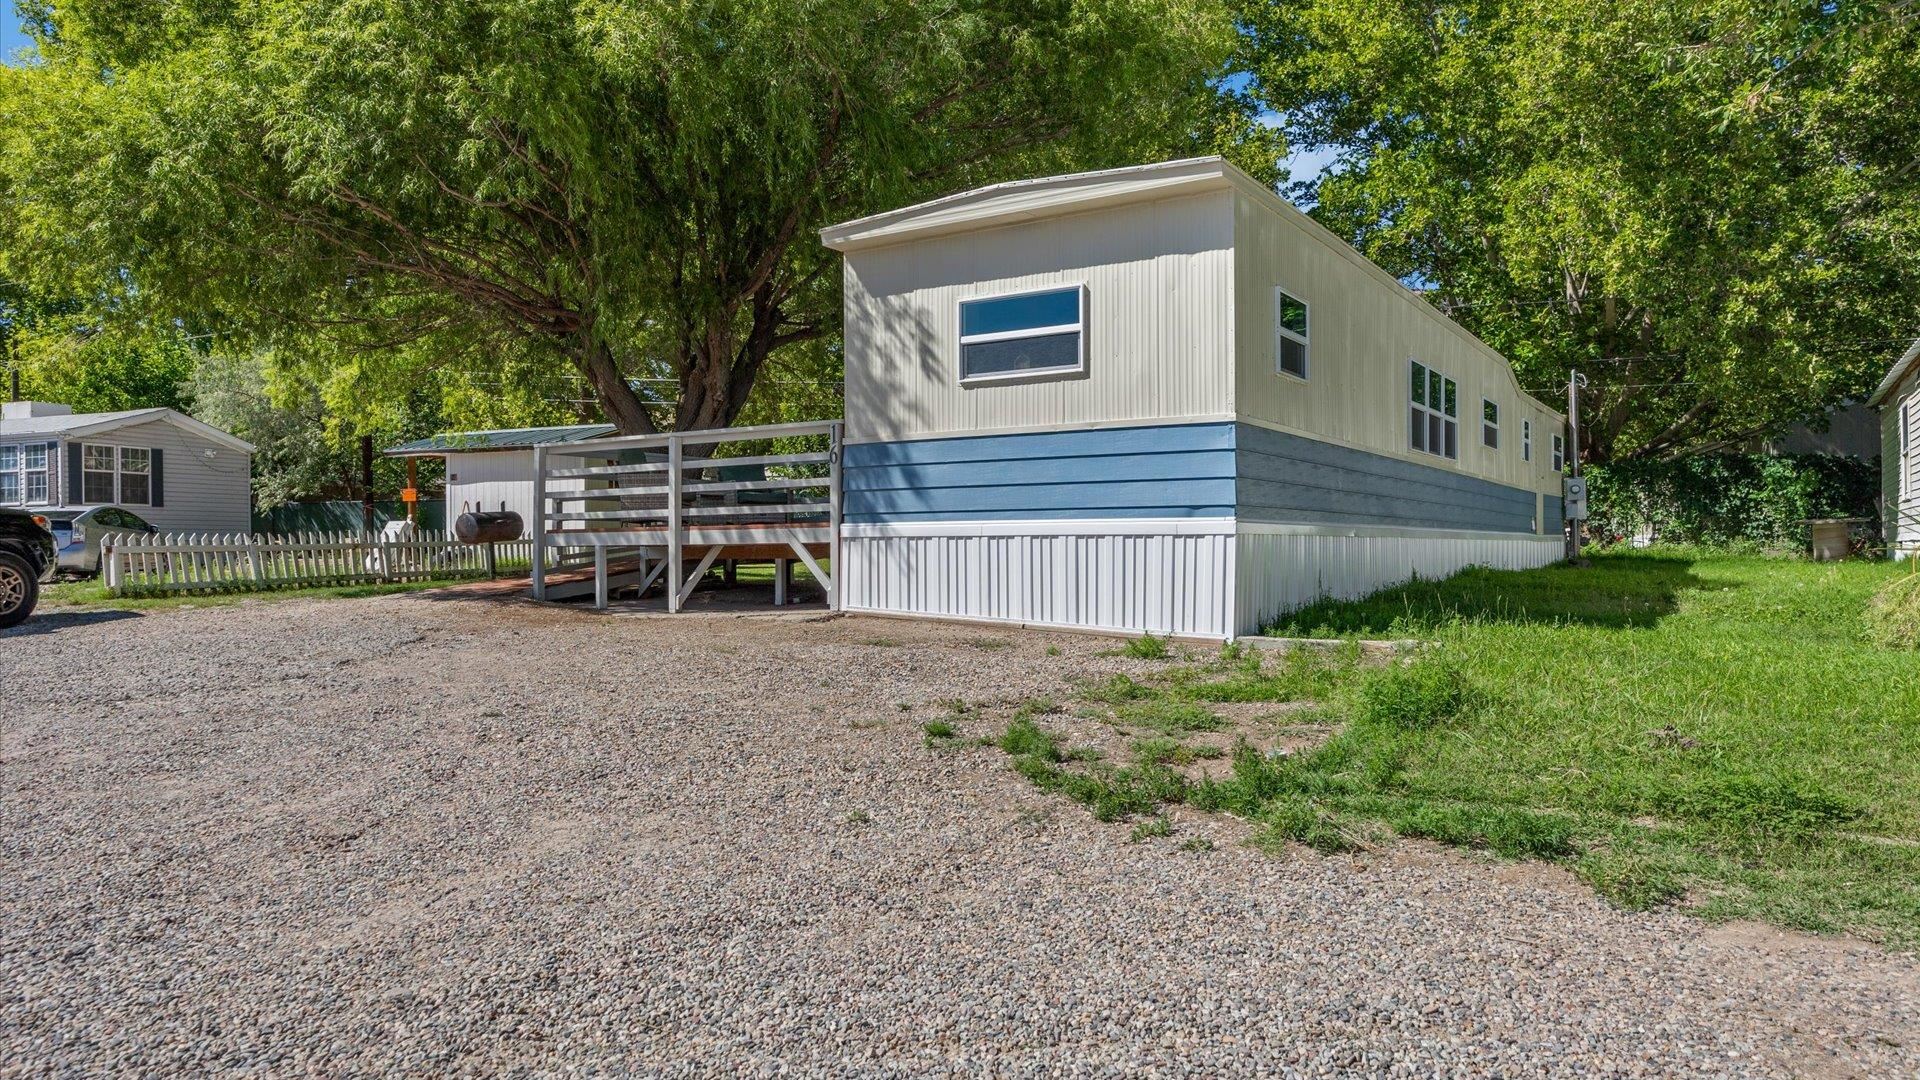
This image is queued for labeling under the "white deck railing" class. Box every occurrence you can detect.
[532,419,843,611]
[102,530,534,596]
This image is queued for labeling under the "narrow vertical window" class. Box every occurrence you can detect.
[1410,360,1458,460]
[1274,288,1309,379]
[1552,434,1566,473]
[83,444,118,503]
[119,447,152,506]
[1522,419,1533,462]
[1482,398,1500,449]
[0,446,18,504]
[23,445,47,503]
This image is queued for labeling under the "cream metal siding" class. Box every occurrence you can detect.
[1888,376,1920,555]
[841,190,1236,444]
[1230,188,1564,511]
[66,419,252,533]
[444,450,585,537]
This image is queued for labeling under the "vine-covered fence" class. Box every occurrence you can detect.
[101,531,535,596]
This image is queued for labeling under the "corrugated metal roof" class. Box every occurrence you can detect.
[383,424,618,456]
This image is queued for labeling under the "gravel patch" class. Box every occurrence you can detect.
[2,592,1917,1077]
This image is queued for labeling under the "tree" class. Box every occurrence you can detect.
[1238,0,1920,462]
[2,0,1276,436]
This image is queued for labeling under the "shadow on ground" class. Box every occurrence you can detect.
[1275,553,1731,634]
[4,609,145,637]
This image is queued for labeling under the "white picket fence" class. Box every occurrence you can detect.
[102,530,537,596]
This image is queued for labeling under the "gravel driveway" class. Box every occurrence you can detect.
[3,591,1917,1077]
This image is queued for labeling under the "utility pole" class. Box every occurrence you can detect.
[360,434,376,536]
[1566,370,1588,562]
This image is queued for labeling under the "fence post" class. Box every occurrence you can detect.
[666,435,684,613]
[104,536,120,593]
[532,446,548,600]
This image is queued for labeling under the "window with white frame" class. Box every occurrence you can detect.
[119,447,152,505]
[1522,419,1533,462]
[82,444,118,504]
[957,286,1085,382]
[0,446,17,504]
[1552,433,1566,473]
[1482,398,1500,449]
[1274,288,1309,379]
[1409,360,1458,459]
[22,445,47,503]
[1904,398,1918,497]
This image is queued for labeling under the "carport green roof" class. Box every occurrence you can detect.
[383,423,618,457]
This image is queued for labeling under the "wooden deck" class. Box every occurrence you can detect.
[532,421,842,612]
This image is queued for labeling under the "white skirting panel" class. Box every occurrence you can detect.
[1234,526,1563,635]
[840,524,1237,639]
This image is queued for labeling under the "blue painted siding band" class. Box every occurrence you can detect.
[1236,423,1541,534]
[842,422,1235,523]
[842,422,1549,532]
[1543,494,1565,529]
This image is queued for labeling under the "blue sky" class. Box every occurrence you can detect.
[1,5,27,63]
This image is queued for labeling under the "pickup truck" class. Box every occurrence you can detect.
[0,507,57,628]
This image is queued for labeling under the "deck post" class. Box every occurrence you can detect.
[828,420,843,611]
[666,435,685,613]
[774,558,789,606]
[531,445,548,600]
[594,546,609,610]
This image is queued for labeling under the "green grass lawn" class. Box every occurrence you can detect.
[38,577,461,612]
[996,549,1920,946]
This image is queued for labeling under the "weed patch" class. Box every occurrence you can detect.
[1122,633,1171,660]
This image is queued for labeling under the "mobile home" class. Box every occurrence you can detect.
[1873,338,1920,560]
[0,401,253,532]
[819,157,1568,638]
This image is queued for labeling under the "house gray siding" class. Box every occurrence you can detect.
[1236,422,1541,534]
[60,419,252,533]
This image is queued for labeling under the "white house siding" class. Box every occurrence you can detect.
[1231,187,1564,518]
[444,450,585,538]
[841,190,1236,445]
[1888,375,1920,558]
[66,419,251,533]
[839,520,1237,639]
[1233,525,1563,636]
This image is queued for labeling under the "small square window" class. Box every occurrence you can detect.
[1274,289,1309,379]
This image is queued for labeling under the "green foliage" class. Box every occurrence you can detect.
[1867,569,1920,650]
[921,720,957,739]
[1353,656,1469,731]
[1128,814,1173,842]
[0,0,1275,438]
[1239,0,1920,461]
[1122,633,1171,659]
[996,716,1063,763]
[1113,699,1226,735]
[1585,454,1882,546]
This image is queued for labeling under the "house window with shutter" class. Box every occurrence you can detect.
[83,444,118,503]
[119,448,151,506]
[0,446,17,504]
[1410,360,1458,460]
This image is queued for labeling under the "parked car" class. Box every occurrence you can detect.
[0,507,57,628]
[39,507,160,575]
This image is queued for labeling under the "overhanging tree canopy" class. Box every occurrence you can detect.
[0,0,1278,434]
[1239,0,1920,462]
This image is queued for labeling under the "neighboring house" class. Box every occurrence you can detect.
[0,401,254,533]
[1755,401,1883,458]
[385,424,615,537]
[819,156,1568,638]
[1871,338,1920,560]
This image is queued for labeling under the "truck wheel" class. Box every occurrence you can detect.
[0,551,39,629]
